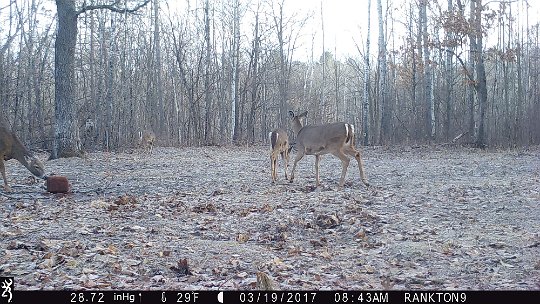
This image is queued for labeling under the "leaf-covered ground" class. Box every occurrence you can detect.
[1,145,539,290]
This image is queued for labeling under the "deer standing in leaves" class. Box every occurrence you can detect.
[269,129,290,183]
[288,111,369,188]
[138,130,156,154]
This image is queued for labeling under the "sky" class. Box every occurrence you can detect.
[164,0,372,61]
[287,0,372,60]
[285,0,540,61]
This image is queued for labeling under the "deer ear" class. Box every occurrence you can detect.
[288,111,295,118]
[299,111,308,117]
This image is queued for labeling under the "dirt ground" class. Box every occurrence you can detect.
[1,145,539,290]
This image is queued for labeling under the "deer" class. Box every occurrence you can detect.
[0,126,45,192]
[288,111,369,188]
[269,129,290,183]
[138,130,156,154]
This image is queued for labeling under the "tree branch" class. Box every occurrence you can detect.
[77,0,151,17]
[437,46,477,89]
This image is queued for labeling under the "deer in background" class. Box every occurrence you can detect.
[0,126,45,192]
[288,111,369,188]
[269,129,290,183]
[138,130,156,154]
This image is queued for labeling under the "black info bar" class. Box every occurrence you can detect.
[2,290,539,304]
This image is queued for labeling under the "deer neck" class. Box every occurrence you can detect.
[10,138,31,164]
[292,119,303,135]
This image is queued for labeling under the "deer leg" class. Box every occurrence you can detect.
[0,159,10,192]
[273,156,278,182]
[270,154,274,183]
[314,155,319,186]
[332,150,351,188]
[270,153,276,183]
[281,150,289,181]
[344,147,369,186]
[289,149,305,183]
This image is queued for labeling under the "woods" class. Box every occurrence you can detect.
[1,0,539,292]
[1,0,539,153]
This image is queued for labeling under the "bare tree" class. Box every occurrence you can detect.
[444,0,455,141]
[377,0,389,144]
[231,0,241,143]
[362,0,372,146]
[269,0,306,129]
[0,1,21,127]
[203,0,213,144]
[51,0,150,159]
[153,0,164,134]
[52,0,81,158]
[246,2,261,144]
[420,0,434,140]
[2,0,538,150]
[472,0,488,148]
[320,0,326,123]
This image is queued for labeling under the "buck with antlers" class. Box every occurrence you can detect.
[269,129,290,183]
[288,111,369,188]
[0,126,45,192]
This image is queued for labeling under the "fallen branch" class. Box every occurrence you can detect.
[452,131,469,143]
[440,131,470,146]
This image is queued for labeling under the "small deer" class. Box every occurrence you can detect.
[269,129,290,183]
[138,130,156,154]
[0,126,45,192]
[288,111,369,188]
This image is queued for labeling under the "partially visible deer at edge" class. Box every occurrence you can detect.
[0,126,45,192]
[138,130,156,154]
[269,129,290,183]
[288,111,369,188]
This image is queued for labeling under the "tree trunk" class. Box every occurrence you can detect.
[377,0,389,144]
[276,3,288,129]
[231,0,240,143]
[515,42,524,144]
[362,0,372,146]
[89,5,98,148]
[247,5,260,144]
[463,0,477,142]
[334,54,340,121]
[420,0,434,140]
[153,0,163,134]
[320,0,326,123]
[444,0,454,141]
[474,0,487,148]
[204,0,213,144]
[105,16,114,151]
[52,0,83,159]
[409,3,417,142]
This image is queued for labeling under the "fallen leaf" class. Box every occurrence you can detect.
[237,233,250,243]
[170,258,192,276]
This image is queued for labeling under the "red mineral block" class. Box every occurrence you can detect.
[46,176,70,193]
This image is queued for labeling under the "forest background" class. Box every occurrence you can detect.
[1,0,539,155]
